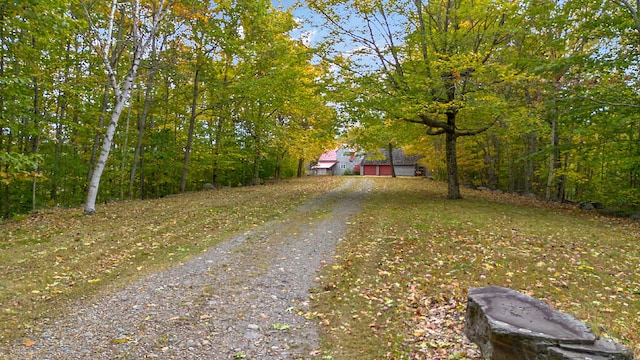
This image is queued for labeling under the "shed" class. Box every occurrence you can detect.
[361,148,425,177]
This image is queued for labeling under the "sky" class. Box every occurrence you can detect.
[272,0,326,47]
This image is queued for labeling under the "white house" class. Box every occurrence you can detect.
[312,146,363,176]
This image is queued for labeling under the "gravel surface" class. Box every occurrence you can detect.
[6,178,373,360]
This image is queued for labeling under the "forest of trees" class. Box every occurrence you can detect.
[0,0,338,217]
[1,0,639,217]
[312,0,640,205]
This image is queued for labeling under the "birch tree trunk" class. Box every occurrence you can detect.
[87,87,110,187]
[85,92,131,214]
[83,0,168,215]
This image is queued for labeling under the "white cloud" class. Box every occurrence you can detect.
[300,29,318,47]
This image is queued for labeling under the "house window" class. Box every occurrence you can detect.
[341,164,346,169]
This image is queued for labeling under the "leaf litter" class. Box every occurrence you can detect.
[2,177,374,359]
[1,177,638,359]
[312,178,639,359]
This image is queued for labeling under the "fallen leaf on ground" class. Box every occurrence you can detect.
[22,339,36,347]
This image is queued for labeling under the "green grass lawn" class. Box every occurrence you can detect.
[0,177,343,347]
[312,177,640,359]
[1,176,638,359]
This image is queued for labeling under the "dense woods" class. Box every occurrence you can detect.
[311,0,640,206]
[1,0,639,217]
[0,0,337,217]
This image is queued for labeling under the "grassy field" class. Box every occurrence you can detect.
[1,176,638,359]
[312,177,639,359]
[0,177,343,347]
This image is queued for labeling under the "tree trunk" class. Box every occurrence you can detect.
[0,10,6,219]
[558,151,568,201]
[297,158,304,178]
[274,150,287,180]
[130,48,157,199]
[252,134,261,185]
[31,74,41,211]
[525,132,536,194]
[545,118,558,201]
[85,93,130,214]
[388,142,396,178]
[445,113,462,199]
[507,137,514,192]
[445,131,461,199]
[120,104,132,200]
[181,67,200,193]
[485,135,499,190]
[212,114,224,185]
[52,96,64,203]
[212,68,231,185]
[557,126,573,202]
[87,86,110,187]
[2,132,11,219]
[83,0,167,214]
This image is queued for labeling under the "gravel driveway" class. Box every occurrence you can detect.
[6,178,373,360]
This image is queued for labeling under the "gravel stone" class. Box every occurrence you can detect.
[4,178,373,360]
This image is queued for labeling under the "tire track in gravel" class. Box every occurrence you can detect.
[6,178,373,360]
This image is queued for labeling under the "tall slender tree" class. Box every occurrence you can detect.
[80,0,170,214]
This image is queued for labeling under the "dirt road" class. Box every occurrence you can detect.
[6,178,373,359]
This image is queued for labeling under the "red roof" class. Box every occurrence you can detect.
[318,149,338,162]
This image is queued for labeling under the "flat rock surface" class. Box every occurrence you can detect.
[468,286,595,343]
[4,179,373,359]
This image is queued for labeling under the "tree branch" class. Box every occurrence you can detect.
[426,128,446,136]
[402,114,454,133]
[612,0,640,36]
[457,117,499,137]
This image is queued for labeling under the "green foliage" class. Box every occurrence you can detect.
[0,0,338,217]
[311,0,640,207]
[0,153,41,185]
[1,0,639,217]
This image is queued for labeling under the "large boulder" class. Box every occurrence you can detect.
[580,201,604,210]
[464,286,633,360]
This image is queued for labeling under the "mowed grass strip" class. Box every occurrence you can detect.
[0,177,344,347]
[313,177,640,359]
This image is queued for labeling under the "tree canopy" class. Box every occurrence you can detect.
[1,0,639,217]
[309,0,640,206]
